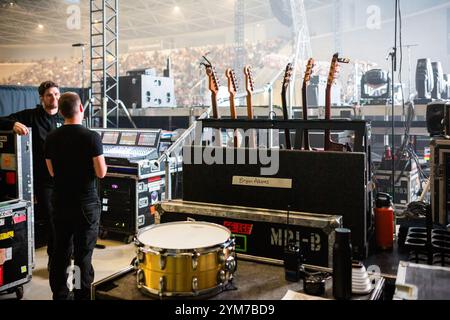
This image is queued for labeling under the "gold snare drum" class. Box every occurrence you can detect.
[135,221,236,298]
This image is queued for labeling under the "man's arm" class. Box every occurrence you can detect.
[45,159,54,177]
[0,109,31,135]
[93,155,107,179]
[12,122,29,135]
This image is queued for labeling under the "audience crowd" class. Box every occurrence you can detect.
[1,39,287,106]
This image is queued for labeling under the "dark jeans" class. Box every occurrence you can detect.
[49,201,100,300]
[34,186,55,258]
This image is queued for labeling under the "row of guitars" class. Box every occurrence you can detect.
[202,53,352,152]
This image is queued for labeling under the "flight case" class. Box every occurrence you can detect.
[0,200,34,299]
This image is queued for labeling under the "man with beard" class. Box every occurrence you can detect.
[0,81,64,265]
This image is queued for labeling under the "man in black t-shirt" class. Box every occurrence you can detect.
[0,81,64,259]
[45,92,107,300]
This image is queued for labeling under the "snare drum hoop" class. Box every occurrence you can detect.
[137,279,226,299]
[136,221,234,255]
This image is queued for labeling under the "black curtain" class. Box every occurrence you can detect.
[0,86,88,116]
[0,86,39,116]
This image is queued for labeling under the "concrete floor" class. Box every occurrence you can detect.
[0,240,136,300]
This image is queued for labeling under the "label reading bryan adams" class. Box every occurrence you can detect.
[232,176,292,189]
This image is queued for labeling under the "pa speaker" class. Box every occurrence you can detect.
[426,102,447,136]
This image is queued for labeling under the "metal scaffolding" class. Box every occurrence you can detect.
[333,0,343,53]
[289,0,312,113]
[89,0,119,129]
[234,0,245,86]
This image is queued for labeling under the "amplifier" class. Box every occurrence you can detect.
[156,200,342,268]
[183,146,372,259]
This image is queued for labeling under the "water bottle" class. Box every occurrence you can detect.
[375,193,394,250]
[333,228,352,300]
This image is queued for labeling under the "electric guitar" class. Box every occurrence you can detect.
[225,68,239,147]
[324,53,352,152]
[302,58,315,150]
[204,63,222,146]
[205,65,220,119]
[244,65,256,148]
[281,63,294,150]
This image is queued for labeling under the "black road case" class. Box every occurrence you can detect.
[0,130,33,203]
[0,200,34,299]
[430,139,450,225]
[98,175,162,243]
[156,200,342,268]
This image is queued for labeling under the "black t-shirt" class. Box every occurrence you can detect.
[44,125,103,207]
[0,105,64,188]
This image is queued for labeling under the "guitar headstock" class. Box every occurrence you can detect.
[303,58,315,87]
[205,66,220,95]
[244,65,255,95]
[225,68,238,96]
[327,53,350,87]
[282,63,294,94]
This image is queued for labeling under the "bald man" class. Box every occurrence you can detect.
[44,92,106,300]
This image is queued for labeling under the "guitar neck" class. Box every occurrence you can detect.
[324,85,349,152]
[325,85,332,121]
[302,83,310,150]
[281,90,289,120]
[246,94,254,119]
[281,89,291,149]
[230,95,237,119]
[324,85,332,150]
[211,93,219,119]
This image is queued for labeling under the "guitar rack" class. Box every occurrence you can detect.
[184,118,373,259]
[200,118,370,153]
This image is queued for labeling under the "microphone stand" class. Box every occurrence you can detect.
[72,43,86,105]
[81,45,85,104]
[389,0,400,227]
[389,47,396,209]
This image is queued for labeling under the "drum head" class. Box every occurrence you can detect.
[137,221,230,250]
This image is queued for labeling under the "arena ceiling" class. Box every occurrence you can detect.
[0,0,331,45]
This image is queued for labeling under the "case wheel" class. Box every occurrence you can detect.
[99,229,108,239]
[124,235,134,244]
[15,286,24,300]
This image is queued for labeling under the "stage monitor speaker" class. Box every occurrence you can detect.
[426,102,447,136]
